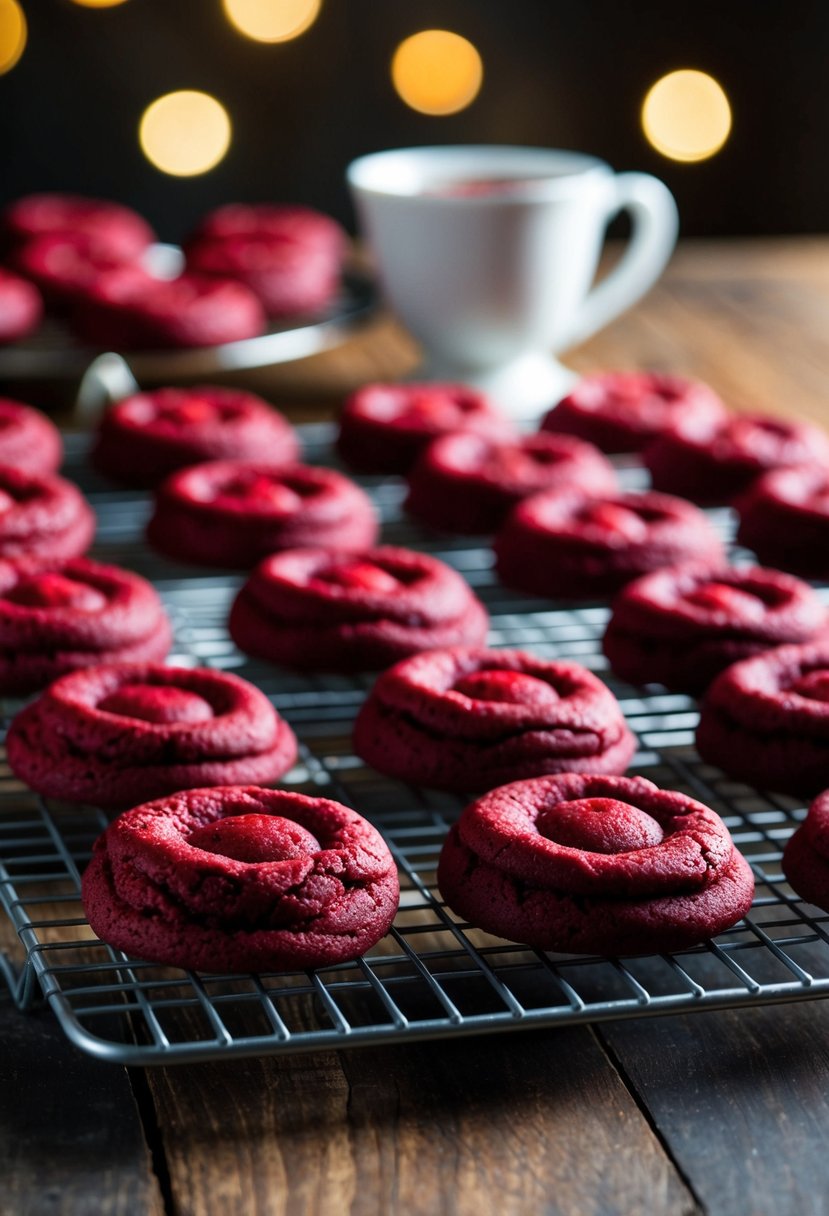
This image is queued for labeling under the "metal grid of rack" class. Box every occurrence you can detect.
[1,423,829,1066]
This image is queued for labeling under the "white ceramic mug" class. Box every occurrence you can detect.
[347,145,678,418]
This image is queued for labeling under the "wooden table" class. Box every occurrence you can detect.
[3,238,829,1216]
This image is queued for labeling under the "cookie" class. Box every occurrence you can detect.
[1,193,154,262]
[92,386,299,488]
[0,466,95,568]
[603,563,827,695]
[0,398,62,476]
[696,640,829,797]
[353,647,636,793]
[72,269,266,350]
[0,269,42,343]
[405,431,618,535]
[0,557,171,694]
[7,664,297,808]
[736,465,829,578]
[494,488,724,600]
[188,203,346,261]
[81,785,400,972]
[645,411,829,504]
[437,773,755,954]
[11,234,142,311]
[782,789,829,912]
[541,371,727,454]
[229,546,489,671]
[147,460,378,568]
[186,233,340,318]
[336,382,512,474]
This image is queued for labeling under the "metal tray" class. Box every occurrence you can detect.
[1,424,828,1066]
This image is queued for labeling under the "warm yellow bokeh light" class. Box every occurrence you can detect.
[139,91,232,178]
[642,69,732,163]
[222,0,321,42]
[0,0,26,76]
[70,0,129,7]
[392,30,483,116]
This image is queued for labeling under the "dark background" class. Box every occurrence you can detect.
[1,0,827,242]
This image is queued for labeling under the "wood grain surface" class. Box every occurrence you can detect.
[146,1030,697,1216]
[3,238,829,1216]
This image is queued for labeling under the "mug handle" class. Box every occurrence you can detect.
[557,172,679,351]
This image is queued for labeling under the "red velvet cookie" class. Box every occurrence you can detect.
[72,269,266,349]
[736,465,829,578]
[229,546,489,671]
[147,460,378,568]
[603,563,827,695]
[1,193,154,262]
[541,371,727,454]
[189,203,346,261]
[494,488,724,601]
[0,466,94,568]
[437,773,754,955]
[92,387,299,488]
[782,789,829,912]
[0,269,42,343]
[336,382,512,474]
[645,411,829,504]
[696,640,829,797]
[405,431,618,535]
[7,664,297,808]
[81,785,400,972]
[186,233,340,318]
[10,234,144,311]
[0,399,62,476]
[353,647,636,793]
[0,558,171,694]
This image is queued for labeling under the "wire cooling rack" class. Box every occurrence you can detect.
[1,423,829,1066]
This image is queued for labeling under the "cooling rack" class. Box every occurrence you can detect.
[1,423,828,1066]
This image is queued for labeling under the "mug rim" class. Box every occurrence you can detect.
[346,145,611,202]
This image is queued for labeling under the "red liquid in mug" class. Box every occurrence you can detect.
[422,176,551,198]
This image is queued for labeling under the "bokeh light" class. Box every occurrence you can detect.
[392,30,483,116]
[0,0,26,76]
[139,91,232,178]
[642,69,732,163]
[222,0,321,42]
[69,0,130,7]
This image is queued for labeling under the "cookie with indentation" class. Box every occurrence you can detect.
[1,193,154,262]
[7,664,297,808]
[147,460,378,568]
[336,382,513,474]
[736,465,829,578]
[0,398,61,476]
[353,647,636,793]
[696,640,829,796]
[645,411,829,505]
[437,773,754,954]
[541,371,727,454]
[494,487,723,600]
[0,270,42,344]
[0,557,171,694]
[782,789,829,912]
[230,546,489,671]
[405,431,618,534]
[603,563,827,695]
[0,466,94,568]
[93,386,299,488]
[72,269,266,350]
[81,785,400,972]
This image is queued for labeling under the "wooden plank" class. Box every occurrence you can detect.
[600,1001,829,1216]
[0,998,165,1216]
[146,1028,698,1216]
